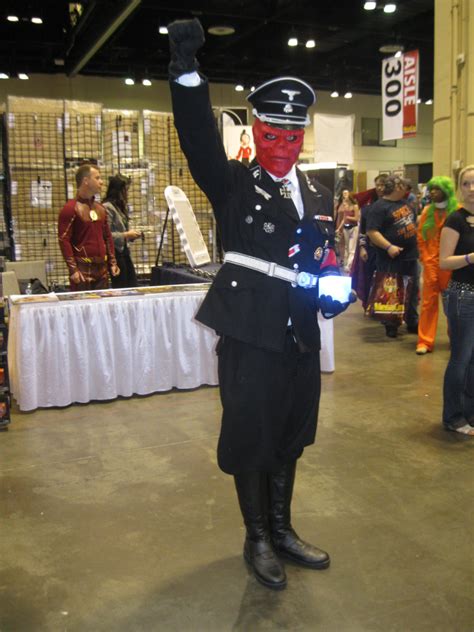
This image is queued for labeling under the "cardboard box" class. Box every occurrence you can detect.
[64,100,103,161]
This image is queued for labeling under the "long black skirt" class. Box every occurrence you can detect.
[216,331,321,474]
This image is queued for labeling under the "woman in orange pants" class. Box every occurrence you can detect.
[416,176,457,354]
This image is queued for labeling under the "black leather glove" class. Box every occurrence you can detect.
[167,18,205,79]
[318,290,357,319]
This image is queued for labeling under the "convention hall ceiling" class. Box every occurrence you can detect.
[0,0,434,99]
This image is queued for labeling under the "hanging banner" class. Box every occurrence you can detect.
[382,50,419,141]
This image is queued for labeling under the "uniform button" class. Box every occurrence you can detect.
[255,204,262,211]
[293,263,299,269]
[231,281,238,287]
[245,215,253,224]
[296,228,302,234]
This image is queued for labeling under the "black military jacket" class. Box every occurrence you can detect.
[170,79,335,353]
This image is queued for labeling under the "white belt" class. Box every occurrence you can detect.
[223,251,318,288]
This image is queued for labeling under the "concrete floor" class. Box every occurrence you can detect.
[1,305,473,632]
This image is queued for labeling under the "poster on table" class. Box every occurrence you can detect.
[382,50,419,141]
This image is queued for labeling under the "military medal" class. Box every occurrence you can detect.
[90,210,98,221]
[314,246,324,261]
[279,183,292,199]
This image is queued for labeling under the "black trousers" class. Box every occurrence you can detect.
[216,331,321,475]
[111,247,138,289]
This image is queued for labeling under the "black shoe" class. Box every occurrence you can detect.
[244,538,287,590]
[385,326,398,338]
[272,528,330,569]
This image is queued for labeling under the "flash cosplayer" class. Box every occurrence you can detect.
[168,18,355,590]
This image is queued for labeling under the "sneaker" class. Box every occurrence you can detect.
[444,423,474,436]
[416,345,429,355]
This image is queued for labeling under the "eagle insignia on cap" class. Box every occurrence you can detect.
[282,89,300,102]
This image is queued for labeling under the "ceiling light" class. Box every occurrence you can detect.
[158,26,168,35]
[31,17,43,24]
[417,98,422,104]
[330,90,339,98]
[250,86,255,92]
[288,37,298,47]
[364,1,377,9]
[379,44,404,54]
[344,91,353,99]
[142,78,152,86]
[18,73,29,80]
[0,73,9,79]
[235,84,244,92]
[305,39,316,49]
[384,3,397,13]
[124,77,134,85]
[7,15,19,22]
[425,99,433,105]
[54,58,65,66]
[207,25,235,36]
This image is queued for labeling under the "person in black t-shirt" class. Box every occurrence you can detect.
[439,165,474,436]
[367,175,419,337]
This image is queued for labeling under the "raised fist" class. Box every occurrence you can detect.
[168,18,205,79]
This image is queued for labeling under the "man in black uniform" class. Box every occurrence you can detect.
[168,19,355,590]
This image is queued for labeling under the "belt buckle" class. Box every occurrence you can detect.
[296,271,312,288]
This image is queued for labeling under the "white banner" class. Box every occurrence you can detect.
[382,50,419,141]
[314,113,354,164]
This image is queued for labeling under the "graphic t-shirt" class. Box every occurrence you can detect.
[444,207,474,284]
[367,197,418,263]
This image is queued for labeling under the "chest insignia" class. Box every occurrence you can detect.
[90,210,98,221]
[314,246,324,261]
[263,222,275,234]
[288,244,301,258]
[254,185,272,200]
[245,215,253,224]
[314,214,333,222]
[305,174,317,193]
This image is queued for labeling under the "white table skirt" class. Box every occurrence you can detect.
[8,287,334,411]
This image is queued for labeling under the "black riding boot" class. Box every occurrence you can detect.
[234,471,287,590]
[269,461,330,569]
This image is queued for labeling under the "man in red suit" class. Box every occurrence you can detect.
[58,164,119,291]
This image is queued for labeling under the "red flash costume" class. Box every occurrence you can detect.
[58,196,117,291]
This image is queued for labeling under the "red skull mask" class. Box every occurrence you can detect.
[252,119,305,178]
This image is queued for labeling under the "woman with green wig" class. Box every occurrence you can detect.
[416,176,457,354]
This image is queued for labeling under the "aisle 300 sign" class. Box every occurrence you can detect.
[382,50,419,141]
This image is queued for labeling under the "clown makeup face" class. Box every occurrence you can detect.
[252,119,304,178]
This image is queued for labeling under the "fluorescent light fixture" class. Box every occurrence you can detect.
[142,78,152,86]
[250,86,255,92]
[125,77,135,85]
[344,91,353,99]
[18,73,29,80]
[425,99,433,105]
[305,39,316,49]
[208,25,235,36]
[330,90,339,98]
[7,15,19,22]
[0,73,9,79]
[384,3,397,13]
[364,1,377,9]
[235,84,244,92]
[158,26,168,35]
[288,37,298,47]
[31,17,43,24]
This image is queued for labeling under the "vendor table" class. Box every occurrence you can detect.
[8,284,334,411]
